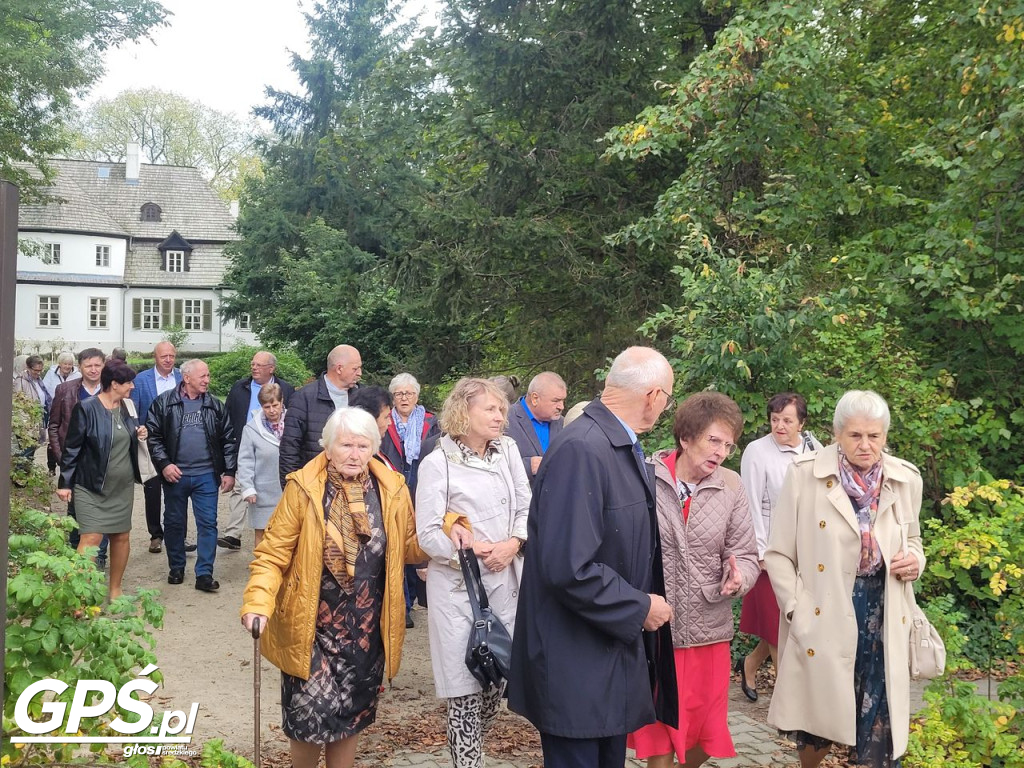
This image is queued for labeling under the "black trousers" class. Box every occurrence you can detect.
[539,732,627,768]
[143,476,165,539]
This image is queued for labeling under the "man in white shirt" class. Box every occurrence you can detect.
[130,342,183,554]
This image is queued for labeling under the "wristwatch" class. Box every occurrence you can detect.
[514,536,526,556]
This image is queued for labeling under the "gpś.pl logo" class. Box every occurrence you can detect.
[12,664,200,755]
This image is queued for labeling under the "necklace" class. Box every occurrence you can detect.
[111,406,123,430]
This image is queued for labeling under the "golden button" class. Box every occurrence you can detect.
[807,649,815,657]
[817,563,825,572]
[826,480,834,488]
[814,608,821,615]
[902,616,906,624]
[819,520,826,529]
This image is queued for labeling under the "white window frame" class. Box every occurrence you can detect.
[237,312,251,331]
[45,242,61,265]
[140,298,162,330]
[37,296,60,327]
[166,250,185,273]
[95,244,110,267]
[182,299,204,331]
[89,297,109,329]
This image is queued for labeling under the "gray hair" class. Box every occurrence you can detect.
[605,346,672,393]
[527,371,566,395]
[57,352,75,365]
[833,390,890,434]
[320,407,382,455]
[180,358,206,377]
[389,373,421,395]
[255,350,277,367]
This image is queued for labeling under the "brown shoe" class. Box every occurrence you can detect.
[149,537,162,554]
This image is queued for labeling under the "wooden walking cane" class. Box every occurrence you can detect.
[252,617,262,768]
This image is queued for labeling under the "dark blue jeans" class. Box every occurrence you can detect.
[163,473,218,577]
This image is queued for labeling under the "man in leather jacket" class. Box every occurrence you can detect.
[147,359,236,592]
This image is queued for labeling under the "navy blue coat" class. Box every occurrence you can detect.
[508,399,677,738]
[504,399,563,487]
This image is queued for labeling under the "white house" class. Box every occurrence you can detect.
[14,148,256,354]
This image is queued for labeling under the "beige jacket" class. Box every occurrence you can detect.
[652,449,759,648]
[765,443,925,758]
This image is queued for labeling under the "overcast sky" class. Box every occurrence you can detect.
[86,0,313,121]
[86,0,440,122]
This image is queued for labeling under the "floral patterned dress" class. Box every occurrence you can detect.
[280,482,387,743]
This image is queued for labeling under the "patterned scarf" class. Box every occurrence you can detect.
[323,466,372,588]
[393,404,426,464]
[262,408,286,439]
[838,452,884,575]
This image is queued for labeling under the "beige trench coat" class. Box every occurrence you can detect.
[764,443,925,759]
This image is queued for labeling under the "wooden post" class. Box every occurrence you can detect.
[0,180,19,713]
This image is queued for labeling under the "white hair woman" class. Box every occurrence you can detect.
[415,377,531,768]
[382,373,438,488]
[242,407,444,768]
[765,390,925,768]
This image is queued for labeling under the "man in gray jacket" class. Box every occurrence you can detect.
[504,371,566,485]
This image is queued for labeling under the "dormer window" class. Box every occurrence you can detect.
[141,202,162,222]
[166,250,185,272]
[156,230,194,273]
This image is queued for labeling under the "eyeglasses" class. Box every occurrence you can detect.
[650,387,676,414]
[251,362,273,369]
[393,391,417,399]
[702,435,738,458]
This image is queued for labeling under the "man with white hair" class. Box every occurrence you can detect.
[504,371,567,486]
[509,346,678,768]
[146,359,236,592]
[217,350,295,550]
[279,344,361,487]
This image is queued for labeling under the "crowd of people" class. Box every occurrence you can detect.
[11,341,927,768]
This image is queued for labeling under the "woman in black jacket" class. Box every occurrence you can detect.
[57,360,146,600]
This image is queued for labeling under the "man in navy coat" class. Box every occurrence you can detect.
[503,371,566,486]
[509,346,678,768]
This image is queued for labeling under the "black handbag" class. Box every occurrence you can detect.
[458,547,513,691]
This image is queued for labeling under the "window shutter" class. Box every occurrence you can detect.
[161,250,167,271]
[132,298,141,330]
[202,300,213,331]
[183,250,191,272]
[161,299,172,329]
[173,299,183,327]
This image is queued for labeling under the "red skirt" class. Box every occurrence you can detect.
[739,570,781,645]
[627,643,736,760]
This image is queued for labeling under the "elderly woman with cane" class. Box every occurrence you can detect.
[766,390,925,768]
[241,407,462,768]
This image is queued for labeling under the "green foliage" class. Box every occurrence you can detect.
[205,346,313,398]
[0,0,167,198]
[10,393,43,482]
[161,324,190,351]
[4,502,164,765]
[906,679,1023,768]
[605,0,1023,482]
[921,480,1024,669]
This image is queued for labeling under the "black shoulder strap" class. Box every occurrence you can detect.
[458,548,489,618]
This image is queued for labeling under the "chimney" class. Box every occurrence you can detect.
[126,142,140,185]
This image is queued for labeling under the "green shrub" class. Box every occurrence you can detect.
[205,347,313,398]
[3,503,164,765]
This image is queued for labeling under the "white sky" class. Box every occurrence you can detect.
[86,0,440,122]
[86,0,313,121]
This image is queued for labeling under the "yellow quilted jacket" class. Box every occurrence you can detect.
[240,453,426,680]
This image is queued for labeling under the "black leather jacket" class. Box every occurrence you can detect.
[59,396,142,492]
[146,385,237,479]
